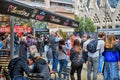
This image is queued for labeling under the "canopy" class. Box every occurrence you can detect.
[0,0,79,28]
[0,0,34,19]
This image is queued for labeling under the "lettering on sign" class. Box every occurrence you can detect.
[50,16,60,23]
[7,5,30,17]
[71,22,78,27]
[63,19,69,26]
[0,27,9,32]
[36,15,44,20]
[36,11,45,20]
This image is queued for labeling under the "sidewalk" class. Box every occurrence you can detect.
[49,63,103,80]
[81,64,103,80]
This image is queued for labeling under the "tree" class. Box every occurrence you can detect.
[74,15,96,32]
[58,29,68,41]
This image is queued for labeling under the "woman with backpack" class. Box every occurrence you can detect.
[70,39,84,80]
[103,34,120,80]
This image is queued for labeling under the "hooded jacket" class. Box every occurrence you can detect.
[12,56,30,78]
[33,58,50,80]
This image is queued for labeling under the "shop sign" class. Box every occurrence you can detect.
[0,27,10,32]
[7,5,30,17]
[50,16,61,23]
[0,26,32,33]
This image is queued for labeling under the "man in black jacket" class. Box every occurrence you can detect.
[12,56,31,80]
[33,56,50,80]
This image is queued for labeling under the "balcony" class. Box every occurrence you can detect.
[50,0,74,5]
[50,3,74,11]
[15,0,46,7]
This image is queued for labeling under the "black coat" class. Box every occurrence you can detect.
[19,41,27,59]
[33,58,50,80]
[12,56,30,78]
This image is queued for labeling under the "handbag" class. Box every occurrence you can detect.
[72,58,84,67]
[71,52,84,67]
[61,49,70,61]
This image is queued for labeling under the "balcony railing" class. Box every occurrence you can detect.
[14,0,46,7]
[51,0,74,5]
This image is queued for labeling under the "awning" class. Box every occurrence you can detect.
[0,0,34,19]
[0,0,79,28]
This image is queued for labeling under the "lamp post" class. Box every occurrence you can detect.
[10,16,14,59]
[31,19,36,37]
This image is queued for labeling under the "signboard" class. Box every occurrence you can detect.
[14,26,32,33]
[0,27,10,33]
[0,26,32,33]
[31,8,79,28]
[0,0,79,28]
[0,0,34,19]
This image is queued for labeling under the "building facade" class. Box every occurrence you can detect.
[75,0,120,30]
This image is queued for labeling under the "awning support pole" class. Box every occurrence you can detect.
[10,16,14,59]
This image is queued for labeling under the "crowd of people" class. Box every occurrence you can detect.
[0,32,120,80]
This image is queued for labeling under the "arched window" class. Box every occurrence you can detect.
[108,26,112,28]
[115,25,120,28]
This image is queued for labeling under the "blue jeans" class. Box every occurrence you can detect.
[13,76,28,80]
[52,50,58,71]
[104,62,119,80]
[87,57,99,80]
[58,59,67,79]
[14,44,18,55]
[98,55,104,73]
[119,66,120,80]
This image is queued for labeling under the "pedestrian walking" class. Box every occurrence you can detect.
[70,39,84,80]
[87,32,105,80]
[103,34,120,80]
[57,39,69,79]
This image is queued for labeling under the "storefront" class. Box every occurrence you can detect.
[0,0,79,58]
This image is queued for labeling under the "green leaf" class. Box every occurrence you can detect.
[74,16,96,32]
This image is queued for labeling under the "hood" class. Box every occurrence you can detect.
[36,58,47,65]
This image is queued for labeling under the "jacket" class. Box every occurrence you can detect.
[12,56,30,78]
[103,43,120,62]
[33,58,50,80]
[70,48,83,61]
[18,41,27,59]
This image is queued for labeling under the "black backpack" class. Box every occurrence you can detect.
[8,57,21,79]
[87,39,100,53]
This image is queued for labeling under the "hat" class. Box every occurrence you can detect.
[28,55,35,61]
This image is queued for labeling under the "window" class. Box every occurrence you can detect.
[108,26,112,28]
[97,27,101,29]
[102,26,106,29]
[87,0,90,8]
[97,0,101,8]
[108,0,119,8]
[115,25,120,28]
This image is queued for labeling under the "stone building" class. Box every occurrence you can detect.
[75,0,120,30]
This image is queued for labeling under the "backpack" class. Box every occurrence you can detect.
[87,39,99,53]
[8,57,21,79]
